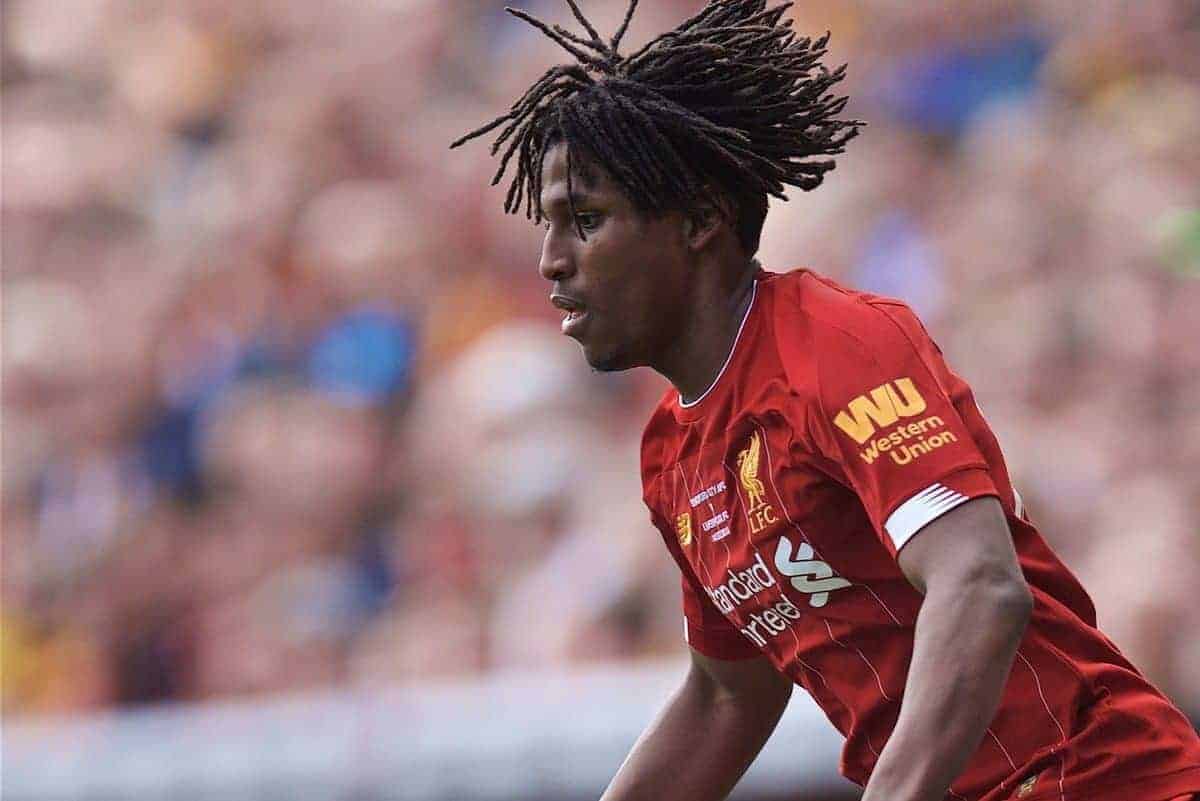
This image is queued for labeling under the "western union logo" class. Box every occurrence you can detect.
[833,377,927,445]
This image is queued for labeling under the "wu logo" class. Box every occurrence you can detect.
[833,377,927,445]
[774,536,851,608]
[737,431,778,534]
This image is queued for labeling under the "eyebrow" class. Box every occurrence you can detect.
[541,191,596,211]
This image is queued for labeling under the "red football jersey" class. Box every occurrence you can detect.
[640,269,1200,801]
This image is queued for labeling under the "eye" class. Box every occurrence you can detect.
[574,212,602,232]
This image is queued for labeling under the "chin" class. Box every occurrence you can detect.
[581,341,639,373]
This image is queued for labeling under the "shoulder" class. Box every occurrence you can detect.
[769,270,926,353]
[766,270,939,391]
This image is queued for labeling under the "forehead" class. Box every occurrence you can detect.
[539,142,618,208]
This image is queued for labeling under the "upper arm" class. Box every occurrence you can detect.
[688,647,794,706]
[896,495,1030,604]
[800,301,1002,558]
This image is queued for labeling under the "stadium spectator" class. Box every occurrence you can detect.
[3,0,1198,734]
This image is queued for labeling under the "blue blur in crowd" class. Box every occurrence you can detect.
[853,211,945,321]
[141,306,416,499]
[307,308,416,406]
[876,29,1050,138]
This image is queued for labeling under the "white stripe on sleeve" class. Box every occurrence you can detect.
[885,482,971,551]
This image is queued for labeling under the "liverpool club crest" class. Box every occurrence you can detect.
[737,431,779,534]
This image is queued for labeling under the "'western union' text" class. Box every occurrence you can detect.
[859,414,956,465]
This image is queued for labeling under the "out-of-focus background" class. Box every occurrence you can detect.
[3,1,1199,799]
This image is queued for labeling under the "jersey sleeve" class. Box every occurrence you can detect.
[648,510,761,661]
[807,300,1000,557]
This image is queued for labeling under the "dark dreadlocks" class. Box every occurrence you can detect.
[450,0,863,255]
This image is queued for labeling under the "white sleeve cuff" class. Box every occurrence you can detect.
[885,483,971,551]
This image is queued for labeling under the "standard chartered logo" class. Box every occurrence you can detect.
[773,536,851,608]
[703,541,852,649]
[704,552,777,614]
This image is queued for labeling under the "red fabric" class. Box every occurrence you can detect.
[640,269,1200,801]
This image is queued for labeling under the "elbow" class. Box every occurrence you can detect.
[936,568,1033,639]
[1001,580,1034,624]
[979,574,1034,639]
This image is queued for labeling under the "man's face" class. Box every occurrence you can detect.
[538,142,688,372]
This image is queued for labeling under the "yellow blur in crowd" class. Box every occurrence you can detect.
[3,0,1199,718]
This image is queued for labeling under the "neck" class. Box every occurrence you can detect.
[654,259,758,405]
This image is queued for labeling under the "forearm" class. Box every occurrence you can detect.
[862,577,1033,801]
[601,669,789,801]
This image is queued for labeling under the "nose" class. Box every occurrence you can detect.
[538,228,573,282]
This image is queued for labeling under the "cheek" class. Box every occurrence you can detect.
[606,260,657,315]
[619,272,679,350]
[631,243,683,307]
[583,225,678,322]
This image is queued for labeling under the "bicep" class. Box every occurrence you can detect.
[896,496,1025,597]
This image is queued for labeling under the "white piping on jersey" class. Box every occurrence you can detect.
[679,280,758,409]
[986,728,1019,772]
[823,618,894,702]
[718,455,829,690]
[1015,650,1068,801]
[752,420,904,628]
[748,419,900,705]
[677,460,748,654]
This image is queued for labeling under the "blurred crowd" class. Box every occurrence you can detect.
[3,0,1199,720]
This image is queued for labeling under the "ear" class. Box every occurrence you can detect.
[683,193,733,252]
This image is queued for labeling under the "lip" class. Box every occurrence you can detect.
[561,309,590,337]
[550,293,589,338]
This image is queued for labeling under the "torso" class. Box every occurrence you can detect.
[640,269,1200,801]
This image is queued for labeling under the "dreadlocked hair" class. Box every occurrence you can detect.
[450,0,863,255]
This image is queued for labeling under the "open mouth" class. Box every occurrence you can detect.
[550,294,589,335]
